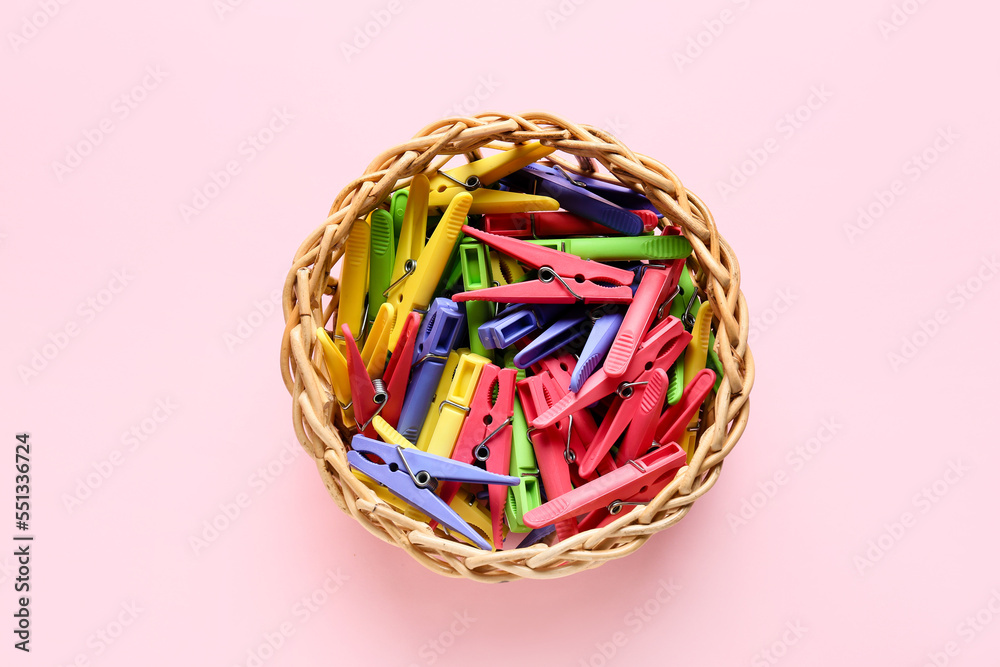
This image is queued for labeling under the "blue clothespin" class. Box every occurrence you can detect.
[502,164,645,236]
[569,311,625,392]
[479,303,568,350]
[396,298,465,443]
[513,310,588,369]
[347,435,519,550]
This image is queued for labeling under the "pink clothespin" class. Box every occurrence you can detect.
[516,372,581,542]
[438,364,517,547]
[614,368,670,467]
[452,226,635,304]
[532,316,689,430]
[655,368,716,445]
[524,443,687,530]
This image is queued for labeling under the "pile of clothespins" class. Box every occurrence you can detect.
[316,142,724,551]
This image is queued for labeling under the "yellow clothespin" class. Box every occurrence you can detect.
[426,142,560,215]
[425,352,490,459]
[416,350,463,451]
[360,302,394,379]
[334,219,370,354]
[680,302,713,458]
[390,174,429,288]
[315,327,356,429]
[386,192,472,350]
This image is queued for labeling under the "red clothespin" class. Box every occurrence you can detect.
[342,324,382,438]
[524,443,687,530]
[604,263,681,379]
[577,364,676,478]
[530,353,611,481]
[614,368,670,467]
[531,352,576,392]
[452,226,635,304]
[532,316,689,430]
[655,368,716,445]
[516,372,580,542]
[437,364,516,547]
[379,312,421,427]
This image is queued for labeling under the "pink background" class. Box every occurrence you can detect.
[3,1,999,665]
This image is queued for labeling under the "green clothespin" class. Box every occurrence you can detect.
[459,242,493,360]
[389,188,408,244]
[367,209,395,332]
[503,351,542,532]
[667,266,698,404]
[527,234,692,262]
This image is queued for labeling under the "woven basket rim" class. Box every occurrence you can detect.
[280,111,755,582]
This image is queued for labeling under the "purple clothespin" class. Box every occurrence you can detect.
[502,164,645,236]
[348,436,519,550]
[569,311,625,392]
[513,311,588,369]
[396,298,465,443]
[478,303,567,349]
[555,170,659,213]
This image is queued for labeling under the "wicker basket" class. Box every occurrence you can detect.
[279,111,754,582]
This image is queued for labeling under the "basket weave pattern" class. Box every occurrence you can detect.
[280,112,754,581]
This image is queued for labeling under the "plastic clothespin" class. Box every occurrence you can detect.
[576,444,687,532]
[378,312,421,428]
[502,163,645,236]
[426,142,560,215]
[458,242,493,359]
[550,169,659,213]
[532,316,690,429]
[524,443,687,530]
[342,323,384,438]
[395,299,466,443]
[576,358,678,479]
[359,302,394,380]
[613,369,670,466]
[415,350,462,451]
[424,353,491,459]
[386,190,470,350]
[367,209,395,331]
[347,434,518,550]
[529,353,611,481]
[390,175,428,290]
[516,372,581,542]
[315,327,356,429]
[531,351,577,391]
[678,303,714,458]
[527,235,692,262]
[334,218,370,353]
[372,415,503,548]
[479,303,568,350]
[667,265,698,403]
[655,368,716,446]
[489,249,527,286]
[604,266,674,380]
[452,226,635,305]
[389,187,408,242]
[438,364,517,547]
[484,210,659,239]
[502,354,542,532]
[569,310,624,393]
[512,310,588,369]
